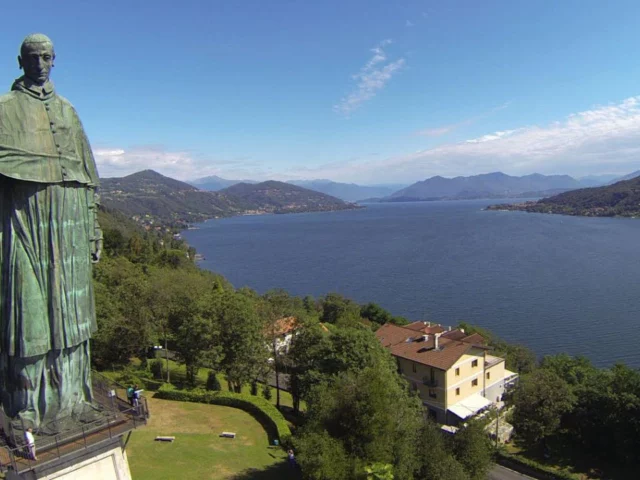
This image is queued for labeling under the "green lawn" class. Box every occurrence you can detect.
[127,397,301,480]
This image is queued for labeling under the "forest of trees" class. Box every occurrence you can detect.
[92,208,494,480]
[93,207,640,479]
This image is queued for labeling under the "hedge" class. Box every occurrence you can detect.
[155,384,292,446]
[495,451,581,480]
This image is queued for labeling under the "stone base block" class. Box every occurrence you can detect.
[7,436,132,480]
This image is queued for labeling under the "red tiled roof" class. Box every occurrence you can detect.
[405,321,427,331]
[375,323,487,370]
[461,333,487,345]
[404,321,446,334]
[267,316,299,336]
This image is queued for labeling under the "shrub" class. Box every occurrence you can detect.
[206,371,222,391]
[155,384,291,446]
[150,359,164,380]
[262,384,273,401]
[117,366,144,387]
[250,382,259,396]
[495,451,580,480]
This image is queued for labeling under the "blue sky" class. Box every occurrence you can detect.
[1,0,640,183]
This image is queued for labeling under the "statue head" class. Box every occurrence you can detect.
[18,33,56,86]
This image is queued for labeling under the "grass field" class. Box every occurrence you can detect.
[127,397,301,480]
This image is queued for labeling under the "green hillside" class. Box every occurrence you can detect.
[221,180,358,214]
[487,176,640,217]
[99,171,357,228]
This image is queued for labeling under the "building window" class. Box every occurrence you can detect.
[486,372,490,380]
[455,367,460,376]
[472,378,478,387]
[456,388,460,396]
[429,388,437,399]
[412,362,417,373]
[472,359,478,368]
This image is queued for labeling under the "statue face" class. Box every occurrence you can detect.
[19,43,55,85]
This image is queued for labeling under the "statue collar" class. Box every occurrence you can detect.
[11,76,55,100]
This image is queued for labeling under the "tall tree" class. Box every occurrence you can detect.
[417,422,470,480]
[452,421,494,480]
[166,270,221,385]
[512,369,575,446]
[219,292,269,392]
[297,366,422,480]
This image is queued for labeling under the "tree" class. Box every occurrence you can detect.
[363,463,394,480]
[165,270,221,385]
[452,421,493,480]
[219,292,269,392]
[360,302,408,327]
[262,289,303,409]
[295,431,351,480]
[502,344,537,374]
[206,371,222,391]
[512,369,575,446]
[540,354,595,386]
[92,257,156,367]
[417,422,470,480]
[320,293,362,326]
[298,366,422,480]
[288,324,333,413]
[288,326,396,413]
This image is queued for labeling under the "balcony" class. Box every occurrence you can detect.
[423,377,439,387]
[0,371,149,475]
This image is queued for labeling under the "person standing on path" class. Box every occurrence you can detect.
[24,428,36,461]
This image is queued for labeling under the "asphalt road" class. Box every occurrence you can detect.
[488,465,536,480]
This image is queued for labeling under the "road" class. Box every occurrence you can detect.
[488,465,536,480]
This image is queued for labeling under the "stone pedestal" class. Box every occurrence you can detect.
[5,436,132,480]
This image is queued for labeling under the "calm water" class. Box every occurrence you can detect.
[184,200,640,368]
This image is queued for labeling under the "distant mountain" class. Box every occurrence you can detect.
[384,172,582,201]
[486,176,640,217]
[608,170,640,184]
[100,171,357,228]
[577,174,620,187]
[100,170,250,227]
[220,181,358,214]
[189,175,256,191]
[288,180,406,202]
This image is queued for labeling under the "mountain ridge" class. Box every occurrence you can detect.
[100,170,357,228]
[486,176,640,217]
[384,172,583,201]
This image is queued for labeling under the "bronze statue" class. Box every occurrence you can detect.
[0,34,102,432]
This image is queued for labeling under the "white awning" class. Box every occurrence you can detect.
[448,393,492,419]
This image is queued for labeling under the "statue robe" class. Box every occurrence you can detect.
[0,77,101,431]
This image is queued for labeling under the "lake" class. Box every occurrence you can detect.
[183,200,640,368]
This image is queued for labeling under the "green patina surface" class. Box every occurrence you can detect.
[0,35,102,430]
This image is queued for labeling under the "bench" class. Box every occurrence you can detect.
[220,432,236,438]
[154,436,176,442]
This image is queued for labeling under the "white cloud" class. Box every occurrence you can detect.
[406,20,414,27]
[416,103,510,138]
[333,40,405,116]
[417,126,458,137]
[93,146,262,181]
[294,96,640,182]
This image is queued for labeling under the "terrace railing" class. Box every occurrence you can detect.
[0,371,148,474]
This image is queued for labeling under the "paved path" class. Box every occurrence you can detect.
[488,464,537,480]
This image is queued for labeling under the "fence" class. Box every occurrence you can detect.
[0,371,149,474]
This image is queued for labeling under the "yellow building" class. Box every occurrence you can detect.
[375,322,518,425]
